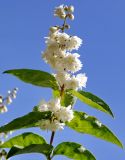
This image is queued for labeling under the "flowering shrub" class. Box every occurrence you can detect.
[0,5,123,160]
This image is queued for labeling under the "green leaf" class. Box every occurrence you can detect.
[53,90,76,107]
[70,90,114,117]
[7,144,53,159]
[67,111,123,148]
[0,111,51,133]
[53,142,96,160]
[0,132,46,148]
[61,92,76,107]
[3,69,59,90]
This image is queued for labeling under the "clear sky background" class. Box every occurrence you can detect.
[0,0,125,160]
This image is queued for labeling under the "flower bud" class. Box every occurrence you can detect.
[64,24,70,29]
[64,5,68,11]
[3,105,8,112]
[68,5,74,12]
[50,26,58,33]
[68,14,74,20]
[6,96,12,104]
[0,96,2,104]
[60,14,66,19]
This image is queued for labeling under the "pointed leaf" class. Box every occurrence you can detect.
[0,111,51,133]
[70,90,114,117]
[53,142,96,160]
[3,69,59,90]
[67,111,123,148]
[0,132,46,148]
[7,144,53,159]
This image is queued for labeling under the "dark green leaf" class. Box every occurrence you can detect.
[70,90,114,117]
[0,132,46,148]
[53,142,96,160]
[7,144,53,159]
[67,111,123,148]
[3,69,59,90]
[0,111,51,133]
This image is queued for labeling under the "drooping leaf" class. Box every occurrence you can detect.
[3,69,59,90]
[70,90,114,117]
[0,111,51,133]
[67,111,123,148]
[7,144,53,159]
[53,142,96,160]
[0,132,46,148]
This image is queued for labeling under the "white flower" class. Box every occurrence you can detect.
[39,119,65,131]
[76,73,88,88]
[54,5,66,19]
[49,120,65,131]
[78,146,86,153]
[55,105,74,122]
[38,100,48,112]
[64,53,82,73]
[67,36,82,51]
[55,71,70,87]
[48,98,61,112]
[66,73,87,90]
[57,33,70,48]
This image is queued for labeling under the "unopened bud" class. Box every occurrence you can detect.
[64,24,70,29]
[64,5,68,11]
[60,14,66,19]
[12,93,16,99]
[68,6,74,12]
[3,106,8,113]
[50,26,58,33]
[0,96,2,104]
[15,87,19,91]
[6,96,12,104]
[68,14,74,20]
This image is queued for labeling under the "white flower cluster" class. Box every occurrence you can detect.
[0,88,18,113]
[42,5,87,91]
[54,5,74,20]
[38,98,74,131]
[40,5,88,132]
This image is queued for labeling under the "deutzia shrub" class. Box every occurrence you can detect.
[0,4,123,160]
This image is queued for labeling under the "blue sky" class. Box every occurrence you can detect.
[0,0,125,160]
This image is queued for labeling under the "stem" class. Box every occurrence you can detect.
[61,16,67,33]
[50,131,55,145]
